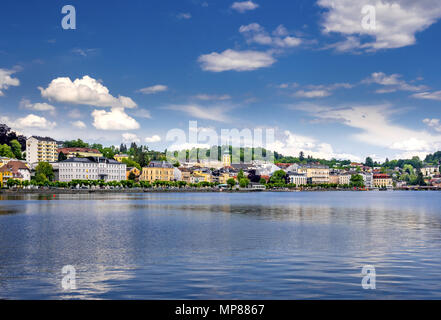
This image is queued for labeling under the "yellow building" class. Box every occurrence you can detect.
[297,165,330,184]
[222,153,232,167]
[26,136,58,164]
[114,154,129,162]
[218,172,232,184]
[373,174,393,188]
[190,172,212,184]
[140,161,175,182]
[0,170,13,188]
[192,169,213,183]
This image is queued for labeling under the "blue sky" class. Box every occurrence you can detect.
[1,0,441,162]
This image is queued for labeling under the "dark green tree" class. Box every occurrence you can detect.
[35,162,54,181]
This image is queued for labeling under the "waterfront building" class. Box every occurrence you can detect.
[58,147,103,159]
[26,136,57,164]
[176,167,192,183]
[0,169,13,188]
[298,164,330,184]
[421,166,440,178]
[140,161,174,182]
[192,168,213,183]
[287,172,307,186]
[0,161,31,182]
[329,174,339,184]
[360,172,373,188]
[373,174,393,188]
[338,173,351,185]
[59,157,126,182]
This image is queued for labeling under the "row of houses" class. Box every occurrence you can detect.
[1,136,439,188]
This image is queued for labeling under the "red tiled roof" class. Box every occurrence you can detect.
[373,174,390,179]
[0,161,29,173]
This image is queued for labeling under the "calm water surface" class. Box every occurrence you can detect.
[0,191,441,299]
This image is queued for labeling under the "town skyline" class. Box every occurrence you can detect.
[1,1,441,163]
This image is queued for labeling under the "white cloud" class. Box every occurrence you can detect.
[1,114,56,130]
[39,75,137,108]
[269,130,361,161]
[138,85,168,95]
[0,68,20,96]
[239,23,302,48]
[193,94,231,101]
[198,49,275,72]
[294,90,332,98]
[423,118,441,132]
[122,133,141,144]
[292,103,441,155]
[72,48,98,57]
[362,72,427,92]
[231,1,259,13]
[412,90,441,101]
[92,108,140,130]
[292,83,353,98]
[20,98,56,114]
[177,13,192,19]
[71,120,86,129]
[164,104,231,122]
[145,135,162,143]
[318,0,441,52]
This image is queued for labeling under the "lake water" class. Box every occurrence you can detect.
[1,191,441,299]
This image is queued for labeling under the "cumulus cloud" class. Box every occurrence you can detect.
[318,0,441,52]
[20,98,56,114]
[268,130,361,161]
[71,120,86,129]
[231,1,259,13]
[1,114,56,130]
[291,103,441,156]
[122,133,141,144]
[145,135,162,143]
[0,68,20,96]
[198,49,275,72]
[137,85,168,95]
[92,108,140,130]
[239,23,302,48]
[39,75,137,108]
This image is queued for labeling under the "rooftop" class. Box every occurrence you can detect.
[29,136,56,142]
[61,157,123,164]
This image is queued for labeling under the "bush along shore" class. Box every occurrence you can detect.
[2,179,439,194]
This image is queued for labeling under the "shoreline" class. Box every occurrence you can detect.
[1,188,440,195]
